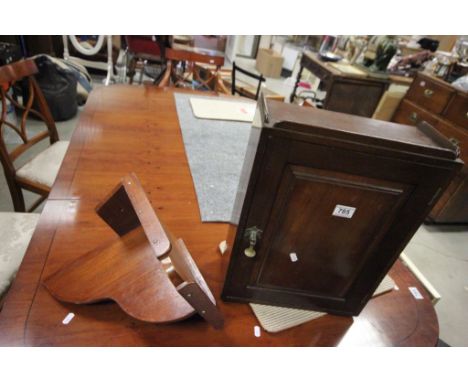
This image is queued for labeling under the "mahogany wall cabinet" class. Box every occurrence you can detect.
[222,98,462,315]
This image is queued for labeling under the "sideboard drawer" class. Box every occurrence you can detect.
[406,75,454,114]
[393,99,439,127]
[444,92,468,130]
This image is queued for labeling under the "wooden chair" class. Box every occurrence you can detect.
[296,89,319,107]
[124,36,168,85]
[159,47,224,91]
[0,59,69,212]
[231,61,265,100]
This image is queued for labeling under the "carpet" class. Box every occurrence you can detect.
[173,92,253,222]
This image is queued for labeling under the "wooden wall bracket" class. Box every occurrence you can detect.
[44,173,224,329]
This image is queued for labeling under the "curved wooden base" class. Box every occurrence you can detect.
[43,173,223,329]
[44,227,196,323]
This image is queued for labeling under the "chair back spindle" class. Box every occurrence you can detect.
[231,62,266,101]
[0,59,61,211]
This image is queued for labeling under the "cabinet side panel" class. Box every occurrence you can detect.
[229,108,263,225]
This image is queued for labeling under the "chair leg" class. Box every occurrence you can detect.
[139,60,147,84]
[128,56,136,85]
[2,172,26,211]
[10,183,26,212]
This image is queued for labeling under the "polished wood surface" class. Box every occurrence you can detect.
[444,92,468,129]
[0,85,440,346]
[406,72,454,115]
[97,173,171,255]
[43,173,223,328]
[0,59,59,212]
[43,226,198,322]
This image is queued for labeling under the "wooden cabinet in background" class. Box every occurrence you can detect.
[222,98,461,315]
[393,72,468,223]
[290,52,389,117]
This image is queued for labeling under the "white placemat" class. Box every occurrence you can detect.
[190,97,256,122]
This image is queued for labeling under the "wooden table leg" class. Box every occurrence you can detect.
[290,64,304,103]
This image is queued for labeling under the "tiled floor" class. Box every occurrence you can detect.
[1,66,467,346]
[403,224,468,347]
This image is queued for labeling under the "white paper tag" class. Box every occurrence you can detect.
[62,312,75,325]
[289,252,298,262]
[332,204,356,219]
[409,287,423,300]
[254,325,261,337]
[218,240,228,255]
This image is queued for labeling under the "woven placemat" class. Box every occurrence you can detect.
[250,275,395,333]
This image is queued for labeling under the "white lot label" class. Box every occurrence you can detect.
[289,252,298,262]
[332,205,356,219]
[62,312,75,325]
[254,325,261,337]
[409,287,424,300]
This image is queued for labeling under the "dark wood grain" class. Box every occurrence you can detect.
[393,72,468,223]
[406,72,454,115]
[222,97,461,315]
[0,86,441,346]
[443,91,468,130]
[290,52,389,117]
[393,99,439,128]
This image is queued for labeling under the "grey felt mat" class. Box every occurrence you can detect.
[173,93,253,222]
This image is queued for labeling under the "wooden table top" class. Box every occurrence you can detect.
[172,43,225,59]
[0,85,438,346]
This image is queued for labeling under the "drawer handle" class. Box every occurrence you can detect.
[449,137,460,147]
[410,112,418,122]
[466,111,468,119]
[424,89,434,98]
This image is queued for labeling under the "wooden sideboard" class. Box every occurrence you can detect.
[290,52,390,117]
[393,72,468,223]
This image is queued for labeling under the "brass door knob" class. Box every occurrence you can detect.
[424,89,434,98]
[244,226,263,258]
